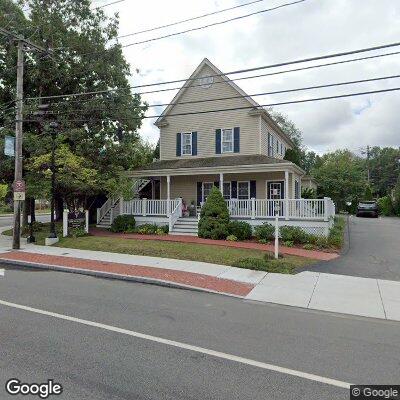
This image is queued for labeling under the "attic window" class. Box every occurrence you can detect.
[199,75,214,88]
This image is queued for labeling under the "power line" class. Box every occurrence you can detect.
[25,49,400,110]
[23,87,400,121]
[93,0,126,9]
[117,0,267,38]
[24,74,400,115]
[120,0,306,47]
[25,41,400,101]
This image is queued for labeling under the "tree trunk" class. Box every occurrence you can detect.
[22,199,29,227]
[55,195,64,221]
[31,197,36,222]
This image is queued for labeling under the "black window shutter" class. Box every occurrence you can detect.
[214,181,220,189]
[197,182,202,206]
[234,127,240,153]
[250,180,256,198]
[231,181,238,198]
[176,133,181,156]
[192,132,197,156]
[215,129,221,154]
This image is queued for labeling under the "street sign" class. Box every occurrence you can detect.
[13,180,25,192]
[14,192,25,201]
[4,136,15,156]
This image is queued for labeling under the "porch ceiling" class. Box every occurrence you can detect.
[128,154,304,177]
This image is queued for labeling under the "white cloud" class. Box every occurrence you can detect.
[101,0,400,153]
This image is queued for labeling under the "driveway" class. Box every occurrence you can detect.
[309,216,400,281]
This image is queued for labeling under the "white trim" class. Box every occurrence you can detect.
[181,132,193,156]
[237,181,250,200]
[221,128,234,153]
[265,180,284,200]
[222,181,232,200]
[202,181,214,203]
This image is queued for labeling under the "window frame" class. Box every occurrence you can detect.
[222,181,231,200]
[202,182,213,203]
[221,128,234,154]
[181,132,193,156]
[237,181,250,200]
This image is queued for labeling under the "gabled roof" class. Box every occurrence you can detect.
[154,58,295,147]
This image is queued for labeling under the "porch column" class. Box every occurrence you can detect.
[292,173,296,198]
[285,170,289,220]
[219,173,224,192]
[167,175,171,216]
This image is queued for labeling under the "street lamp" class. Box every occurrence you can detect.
[48,121,58,240]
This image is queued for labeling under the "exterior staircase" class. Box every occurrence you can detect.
[96,208,113,228]
[169,217,198,236]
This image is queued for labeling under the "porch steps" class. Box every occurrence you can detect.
[96,210,112,228]
[170,217,198,236]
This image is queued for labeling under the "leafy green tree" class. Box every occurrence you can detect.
[0,0,153,212]
[301,187,316,199]
[368,147,400,196]
[0,184,8,203]
[312,150,366,211]
[393,175,400,216]
[364,185,374,200]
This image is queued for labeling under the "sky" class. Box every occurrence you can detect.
[95,0,400,155]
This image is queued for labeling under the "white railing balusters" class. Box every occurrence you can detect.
[169,198,182,231]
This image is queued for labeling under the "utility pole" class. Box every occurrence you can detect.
[0,27,51,249]
[12,40,24,250]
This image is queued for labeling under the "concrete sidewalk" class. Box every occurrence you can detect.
[0,228,399,322]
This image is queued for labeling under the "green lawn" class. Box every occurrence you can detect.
[56,235,315,273]
[3,223,316,273]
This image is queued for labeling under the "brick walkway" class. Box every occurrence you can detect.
[90,228,338,261]
[0,251,254,297]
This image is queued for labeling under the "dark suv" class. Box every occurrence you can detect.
[356,201,379,218]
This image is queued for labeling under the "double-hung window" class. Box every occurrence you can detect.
[222,129,233,153]
[268,133,274,156]
[182,132,192,155]
[238,181,250,200]
[223,182,231,200]
[202,182,213,202]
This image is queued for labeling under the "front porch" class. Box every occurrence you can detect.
[97,156,335,236]
[97,196,335,237]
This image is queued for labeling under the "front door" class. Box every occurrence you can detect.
[267,181,284,216]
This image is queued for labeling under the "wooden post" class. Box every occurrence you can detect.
[96,208,100,224]
[167,175,171,216]
[251,198,255,219]
[285,171,289,220]
[63,210,68,237]
[143,198,147,216]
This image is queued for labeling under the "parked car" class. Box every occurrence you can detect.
[356,201,379,218]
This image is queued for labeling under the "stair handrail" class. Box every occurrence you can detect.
[168,198,182,232]
[97,197,116,224]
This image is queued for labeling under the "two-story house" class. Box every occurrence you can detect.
[97,59,335,236]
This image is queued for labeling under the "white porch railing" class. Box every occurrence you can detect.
[122,198,181,217]
[169,198,183,231]
[226,198,335,220]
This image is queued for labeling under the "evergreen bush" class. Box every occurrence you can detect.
[198,186,230,239]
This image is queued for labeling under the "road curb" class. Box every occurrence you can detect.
[0,257,245,299]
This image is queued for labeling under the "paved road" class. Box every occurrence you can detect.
[0,266,399,399]
[309,216,400,281]
[0,214,50,228]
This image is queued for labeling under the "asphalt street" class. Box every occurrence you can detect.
[0,214,50,228]
[309,216,400,280]
[0,265,399,399]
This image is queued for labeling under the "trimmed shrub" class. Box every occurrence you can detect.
[279,225,308,244]
[198,186,230,239]
[377,196,394,216]
[303,243,315,250]
[228,220,252,241]
[110,215,136,233]
[232,257,294,274]
[254,223,274,241]
[327,216,345,248]
[136,223,158,235]
[226,234,238,242]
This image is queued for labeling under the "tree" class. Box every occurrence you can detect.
[364,185,373,200]
[198,186,230,239]
[0,0,153,212]
[393,175,400,216]
[312,150,366,211]
[368,147,400,196]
